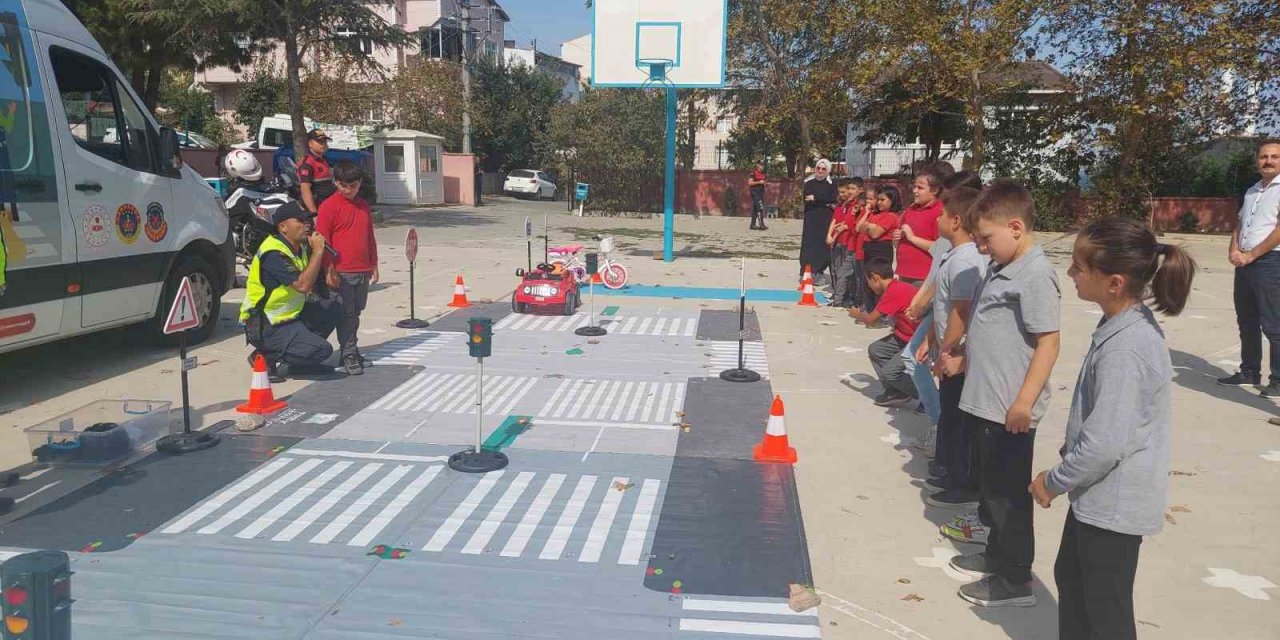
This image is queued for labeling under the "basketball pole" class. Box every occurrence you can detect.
[663,87,676,262]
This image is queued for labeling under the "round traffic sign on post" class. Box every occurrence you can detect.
[404,228,419,265]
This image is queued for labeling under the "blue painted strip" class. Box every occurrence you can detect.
[594,285,830,304]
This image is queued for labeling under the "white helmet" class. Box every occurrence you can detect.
[223,149,262,181]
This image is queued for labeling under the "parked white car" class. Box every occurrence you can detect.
[504,169,557,199]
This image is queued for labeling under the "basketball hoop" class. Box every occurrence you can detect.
[636,58,675,88]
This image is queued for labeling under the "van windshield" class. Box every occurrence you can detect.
[262,128,292,148]
[510,170,535,178]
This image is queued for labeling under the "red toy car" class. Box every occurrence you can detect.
[512,263,580,315]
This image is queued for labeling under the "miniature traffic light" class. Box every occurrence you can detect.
[467,317,493,358]
[585,252,599,275]
[1,551,71,640]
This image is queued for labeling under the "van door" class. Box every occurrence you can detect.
[0,8,67,349]
[40,36,173,328]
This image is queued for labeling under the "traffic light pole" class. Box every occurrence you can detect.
[720,258,761,383]
[449,317,508,473]
[575,252,607,337]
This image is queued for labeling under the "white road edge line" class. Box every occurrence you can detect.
[677,618,820,638]
[284,449,450,463]
[680,598,817,617]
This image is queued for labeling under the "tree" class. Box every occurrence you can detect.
[726,1,867,177]
[155,70,234,145]
[233,66,286,139]
[546,88,665,213]
[471,59,563,173]
[1040,0,1278,218]
[300,70,387,124]
[139,0,416,159]
[385,60,465,150]
[63,0,256,109]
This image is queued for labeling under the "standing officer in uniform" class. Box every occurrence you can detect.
[297,128,335,214]
[240,201,342,382]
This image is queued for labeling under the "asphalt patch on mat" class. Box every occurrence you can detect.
[678,377,773,459]
[0,434,300,553]
[429,301,513,332]
[257,364,421,438]
[696,309,762,342]
[644,456,813,597]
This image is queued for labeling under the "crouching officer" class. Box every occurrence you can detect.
[241,201,342,382]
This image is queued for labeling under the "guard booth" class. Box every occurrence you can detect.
[372,129,446,205]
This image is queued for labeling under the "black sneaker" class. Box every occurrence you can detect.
[924,477,950,493]
[343,354,364,376]
[926,488,980,509]
[949,552,995,579]
[358,355,374,368]
[269,361,288,384]
[914,403,927,415]
[1262,381,1280,398]
[1218,371,1261,386]
[874,391,913,407]
[958,575,1037,608]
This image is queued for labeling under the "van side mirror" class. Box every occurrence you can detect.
[159,127,183,172]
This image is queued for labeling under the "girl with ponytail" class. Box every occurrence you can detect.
[1029,217,1195,640]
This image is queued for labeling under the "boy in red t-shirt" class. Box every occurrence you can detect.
[849,258,920,407]
[316,161,379,375]
[826,178,864,307]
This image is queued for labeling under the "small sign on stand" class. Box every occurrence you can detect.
[396,228,430,329]
[156,276,221,454]
[524,216,533,272]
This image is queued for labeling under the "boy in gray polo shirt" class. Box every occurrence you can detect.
[941,180,1061,608]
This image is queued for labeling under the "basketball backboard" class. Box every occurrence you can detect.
[591,0,727,88]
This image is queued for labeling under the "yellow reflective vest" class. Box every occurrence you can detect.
[239,234,309,325]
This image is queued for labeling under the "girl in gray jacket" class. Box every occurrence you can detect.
[1029,217,1196,640]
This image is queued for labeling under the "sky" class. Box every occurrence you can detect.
[500,0,592,56]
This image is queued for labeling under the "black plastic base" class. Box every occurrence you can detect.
[156,431,221,454]
[574,325,608,337]
[719,368,762,383]
[396,318,430,329]
[448,448,509,473]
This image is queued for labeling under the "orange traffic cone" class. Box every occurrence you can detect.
[798,265,810,291]
[236,354,287,415]
[754,395,797,464]
[797,268,818,307]
[592,271,603,284]
[447,274,471,308]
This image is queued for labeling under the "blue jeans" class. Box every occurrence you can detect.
[901,312,941,424]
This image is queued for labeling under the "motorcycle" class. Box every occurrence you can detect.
[225,157,299,265]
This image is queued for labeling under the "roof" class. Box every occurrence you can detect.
[375,128,445,141]
[980,61,1072,92]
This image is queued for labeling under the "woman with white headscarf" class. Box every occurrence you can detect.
[799,159,838,278]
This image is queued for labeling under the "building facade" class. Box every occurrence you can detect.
[503,44,582,103]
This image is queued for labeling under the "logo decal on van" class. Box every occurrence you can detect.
[145,202,168,242]
[116,204,141,245]
[0,313,36,339]
[82,205,111,249]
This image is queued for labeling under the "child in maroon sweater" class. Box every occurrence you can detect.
[316,161,378,375]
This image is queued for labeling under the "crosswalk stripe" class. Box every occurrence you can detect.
[579,476,628,563]
[678,619,821,638]
[197,458,324,534]
[548,379,584,416]
[681,599,817,617]
[610,381,638,421]
[618,479,661,565]
[636,317,653,335]
[593,380,622,420]
[540,475,597,560]
[346,465,444,547]
[235,461,355,540]
[272,463,383,542]
[491,377,537,415]
[425,471,506,552]
[163,457,294,534]
[651,318,668,335]
[624,382,651,422]
[462,471,536,554]
[500,473,566,558]
[310,465,412,544]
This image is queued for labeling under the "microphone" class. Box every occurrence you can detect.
[324,243,340,259]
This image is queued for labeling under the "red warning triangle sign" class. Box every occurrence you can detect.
[163,276,202,335]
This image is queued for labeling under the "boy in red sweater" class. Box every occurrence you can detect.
[849,258,921,407]
[316,161,378,375]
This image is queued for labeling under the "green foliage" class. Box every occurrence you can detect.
[722,186,741,216]
[1178,210,1199,233]
[546,88,665,213]
[156,72,215,131]
[233,67,286,140]
[385,60,465,150]
[472,59,564,172]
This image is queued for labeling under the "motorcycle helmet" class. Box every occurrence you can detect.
[224,149,262,181]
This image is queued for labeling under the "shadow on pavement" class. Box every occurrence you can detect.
[377,207,502,230]
[1170,349,1278,414]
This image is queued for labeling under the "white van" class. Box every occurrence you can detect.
[0,0,234,354]
[232,114,373,151]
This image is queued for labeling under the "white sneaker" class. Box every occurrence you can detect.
[941,512,989,545]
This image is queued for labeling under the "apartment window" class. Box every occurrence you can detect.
[715,118,732,134]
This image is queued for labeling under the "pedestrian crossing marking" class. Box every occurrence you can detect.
[369,372,538,415]
[618,479,661,565]
[579,476,627,563]
[540,475,596,560]
[705,341,770,378]
[678,598,822,638]
[500,473,566,558]
[494,313,698,336]
[538,380,686,426]
[160,458,446,548]
[424,471,505,552]
[462,471,535,554]
[365,332,457,365]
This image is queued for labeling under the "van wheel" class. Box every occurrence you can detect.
[151,256,222,346]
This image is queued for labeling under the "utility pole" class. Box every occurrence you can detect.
[460,0,473,154]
